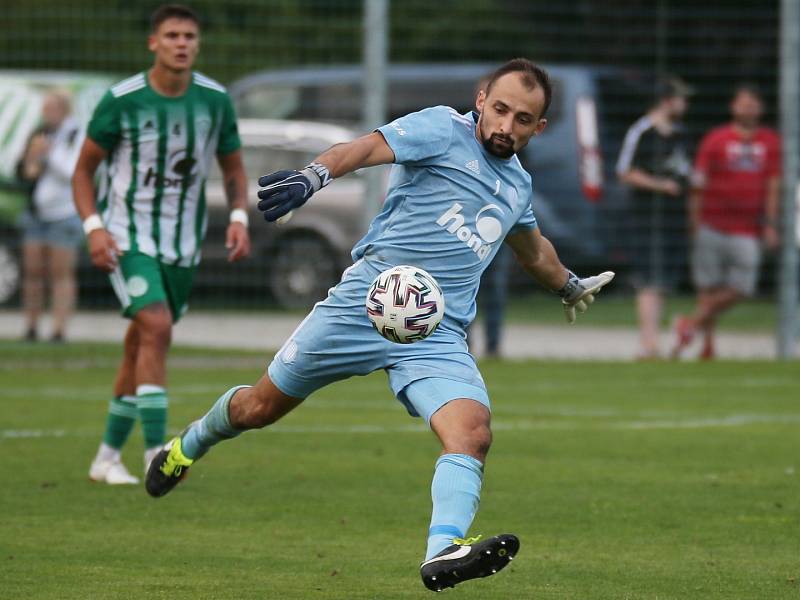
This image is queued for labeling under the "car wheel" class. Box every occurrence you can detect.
[269,234,340,309]
[0,243,20,304]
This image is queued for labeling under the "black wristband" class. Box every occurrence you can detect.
[557,270,580,299]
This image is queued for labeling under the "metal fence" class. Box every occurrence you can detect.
[0,0,796,355]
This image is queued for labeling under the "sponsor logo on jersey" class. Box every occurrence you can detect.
[126,275,149,298]
[465,159,480,174]
[389,121,406,136]
[436,202,503,261]
[143,149,198,189]
[725,140,767,172]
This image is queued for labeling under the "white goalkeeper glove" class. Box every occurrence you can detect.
[557,270,615,324]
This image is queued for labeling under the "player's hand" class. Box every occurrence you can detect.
[257,163,332,222]
[559,270,615,324]
[87,229,120,272]
[225,221,251,262]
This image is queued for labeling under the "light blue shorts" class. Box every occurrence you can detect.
[267,258,490,423]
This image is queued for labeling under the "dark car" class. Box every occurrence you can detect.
[230,63,653,276]
[200,118,369,309]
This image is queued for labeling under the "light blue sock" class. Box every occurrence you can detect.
[425,453,484,561]
[181,385,251,460]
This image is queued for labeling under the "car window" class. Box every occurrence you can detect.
[236,86,303,120]
[240,144,320,176]
[387,79,477,120]
[394,78,562,127]
[235,71,562,128]
[237,84,363,124]
[595,72,653,159]
[206,140,359,195]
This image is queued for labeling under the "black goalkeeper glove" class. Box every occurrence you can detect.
[256,162,332,222]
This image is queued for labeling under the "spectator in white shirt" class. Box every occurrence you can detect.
[17,89,84,342]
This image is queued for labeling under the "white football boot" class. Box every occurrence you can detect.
[89,457,140,485]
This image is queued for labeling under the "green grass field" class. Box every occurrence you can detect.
[205,294,779,332]
[1,342,798,599]
[502,293,779,332]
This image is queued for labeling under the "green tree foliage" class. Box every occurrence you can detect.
[0,0,778,100]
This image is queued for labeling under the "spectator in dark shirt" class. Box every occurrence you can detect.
[617,78,692,359]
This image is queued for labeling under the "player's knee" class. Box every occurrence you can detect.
[469,424,493,459]
[444,423,492,461]
[140,322,172,348]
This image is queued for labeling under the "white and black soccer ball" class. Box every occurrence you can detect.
[366,265,445,344]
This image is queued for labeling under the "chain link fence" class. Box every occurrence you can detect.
[0,0,794,355]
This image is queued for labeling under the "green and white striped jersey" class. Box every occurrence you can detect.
[88,71,241,267]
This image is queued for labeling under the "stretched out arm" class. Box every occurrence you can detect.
[256,132,396,222]
[504,226,569,291]
[505,226,615,323]
[313,131,397,177]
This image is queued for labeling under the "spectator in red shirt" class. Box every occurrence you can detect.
[672,84,781,359]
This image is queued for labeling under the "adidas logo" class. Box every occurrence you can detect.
[465,159,480,174]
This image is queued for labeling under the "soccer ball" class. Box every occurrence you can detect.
[366,265,445,344]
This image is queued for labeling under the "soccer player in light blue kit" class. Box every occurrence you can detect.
[146,59,614,592]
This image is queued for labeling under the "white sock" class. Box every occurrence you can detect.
[96,442,121,463]
[143,446,161,472]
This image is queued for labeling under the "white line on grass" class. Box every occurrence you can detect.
[2,429,66,438]
[3,413,799,441]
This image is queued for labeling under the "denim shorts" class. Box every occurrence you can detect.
[19,212,83,249]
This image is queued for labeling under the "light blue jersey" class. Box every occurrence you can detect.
[354,105,538,330]
[268,105,538,413]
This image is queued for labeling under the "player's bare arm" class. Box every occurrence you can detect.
[506,227,614,323]
[313,131,396,176]
[217,149,251,262]
[256,131,395,222]
[72,137,119,272]
[505,226,568,290]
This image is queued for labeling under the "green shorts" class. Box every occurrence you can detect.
[109,251,195,322]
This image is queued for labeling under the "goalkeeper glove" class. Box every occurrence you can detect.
[257,162,332,222]
[558,270,615,324]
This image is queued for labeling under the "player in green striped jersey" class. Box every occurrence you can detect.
[72,4,251,484]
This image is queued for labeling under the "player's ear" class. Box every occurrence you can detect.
[147,33,158,53]
[475,90,486,113]
[533,118,547,136]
